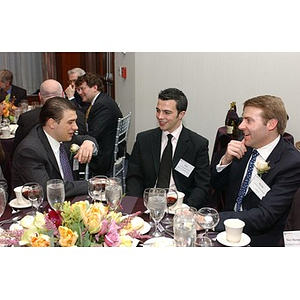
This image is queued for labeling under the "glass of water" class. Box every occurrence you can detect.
[46,179,65,211]
[105,177,123,211]
[148,188,167,237]
[173,207,196,247]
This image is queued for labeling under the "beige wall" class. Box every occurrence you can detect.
[115,52,300,160]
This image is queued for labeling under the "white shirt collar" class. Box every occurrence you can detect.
[256,135,280,161]
[43,129,60,154]
[162,123,183,141]
[91,92,101,106]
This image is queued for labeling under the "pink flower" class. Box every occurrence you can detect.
[104,220,120,247]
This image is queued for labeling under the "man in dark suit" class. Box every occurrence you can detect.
[210,95,300,246]
[13,79,86,154]
[75,72,123,176]
[126,88,211,209]
[12,97,98,198]
[0,69,27,106]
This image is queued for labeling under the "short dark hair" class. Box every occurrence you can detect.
[158,88,188,113]
[39,97,76,126]
[75,72,105,92]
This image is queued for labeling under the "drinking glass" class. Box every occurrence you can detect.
[105,177,123,211]
[0,186,7,227]
[161,188,178,226]
[147,188,167,237]
[21,182,44,215]
[88,175,108,203]
[13,107,22,124]
[194,234,213,247]
[20,99,28,113]
[46,179,65,211]
[196,207,220,243]
[143,188,153,225]
[173,207,197,247]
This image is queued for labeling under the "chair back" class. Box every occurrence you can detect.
[113,112,132,191]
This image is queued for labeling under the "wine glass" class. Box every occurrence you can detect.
[147,188,167,237]
[196,207,220,242]
[0,186,7,228]
[143,188,153,226]
[88,175,108,203]
[105,177,123,211]
[46,179,65,211]
[21,182,44,215]
[161,188,178,226]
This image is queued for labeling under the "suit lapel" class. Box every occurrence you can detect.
[150,128,162,175]
[173,127,189,167]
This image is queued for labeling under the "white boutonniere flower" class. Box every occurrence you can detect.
[70,144,80,159]
[255,160,270,177]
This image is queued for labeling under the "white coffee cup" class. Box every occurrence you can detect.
[224,218,245,243]
[14,186,31,206]
[169,191,185,213]
[1,126,10,138]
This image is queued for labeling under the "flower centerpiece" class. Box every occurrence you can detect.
[255,160,270,177]
[0,200,148,247]
[2,95,17,123]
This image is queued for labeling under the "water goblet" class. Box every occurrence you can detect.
[196,207,220,242]
[88,175,108,203]
[143,188,153,225]
[147,188,167,237]
[105,177,123,211]
[161,188,178,226]
[46,179,65,211]
[21,182,44,215]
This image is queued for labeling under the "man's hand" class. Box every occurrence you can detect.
[65,84,75,99]
[75,140,94,164]
[221,138,247,165]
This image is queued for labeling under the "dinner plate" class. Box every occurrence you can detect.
[168,203,189,214]
[9,198,31,209]
[143,237,175,247]
[138,220,151,234]
[216,231,251,247]
[0,134,14,139]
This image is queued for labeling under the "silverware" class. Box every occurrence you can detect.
[0,215,22,225]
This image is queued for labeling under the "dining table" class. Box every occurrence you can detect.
[0,194,223,247]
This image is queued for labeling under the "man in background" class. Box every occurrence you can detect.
[65,67,89,113]
[0,69,27,106]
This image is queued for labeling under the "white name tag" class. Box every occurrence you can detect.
[283,231,300,247]
[249,174,270,200]
[175,159,195,178]
[73,158,79,171]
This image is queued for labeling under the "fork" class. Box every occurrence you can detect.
[158,223,174,238]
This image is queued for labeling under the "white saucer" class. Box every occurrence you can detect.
[0,134,14,139]
[216,231,251,247]
[9,198,31,209]
[169,203,189,214]
[138,221,151,235]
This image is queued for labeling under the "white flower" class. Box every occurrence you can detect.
[255,160,270,176]
[70,143,80,155]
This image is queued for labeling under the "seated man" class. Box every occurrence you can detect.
[126,87,210,209]
[12,97,98,198]
[210,95,300,246]
[0,69,27,106]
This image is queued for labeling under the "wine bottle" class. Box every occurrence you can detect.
[226,102,239,137]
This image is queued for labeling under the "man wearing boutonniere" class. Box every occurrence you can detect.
[211,95,300,246]
[12,97,98,198]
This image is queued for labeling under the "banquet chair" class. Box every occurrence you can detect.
[112,112,132,192]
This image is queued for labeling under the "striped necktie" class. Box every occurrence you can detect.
[59,143,74,181]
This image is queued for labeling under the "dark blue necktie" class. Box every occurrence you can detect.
[236,149,259,211]
[156,134,173,188]
[59,143,74,181]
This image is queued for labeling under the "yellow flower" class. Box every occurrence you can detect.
[58,226,78,247]
[71,200,89,218]
[119,235,133,247]
[31,234,51,247]
[34,212,46,230]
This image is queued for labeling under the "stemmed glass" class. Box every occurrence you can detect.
[21,182,44,215]
[196,207,219,243]
[46,179,65,211]
[88,175,108,203]
[0,186,6,228]
[105,177,123,211]
[147,188,167,237]
[161,188,178,226]
[143,188,153,225]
